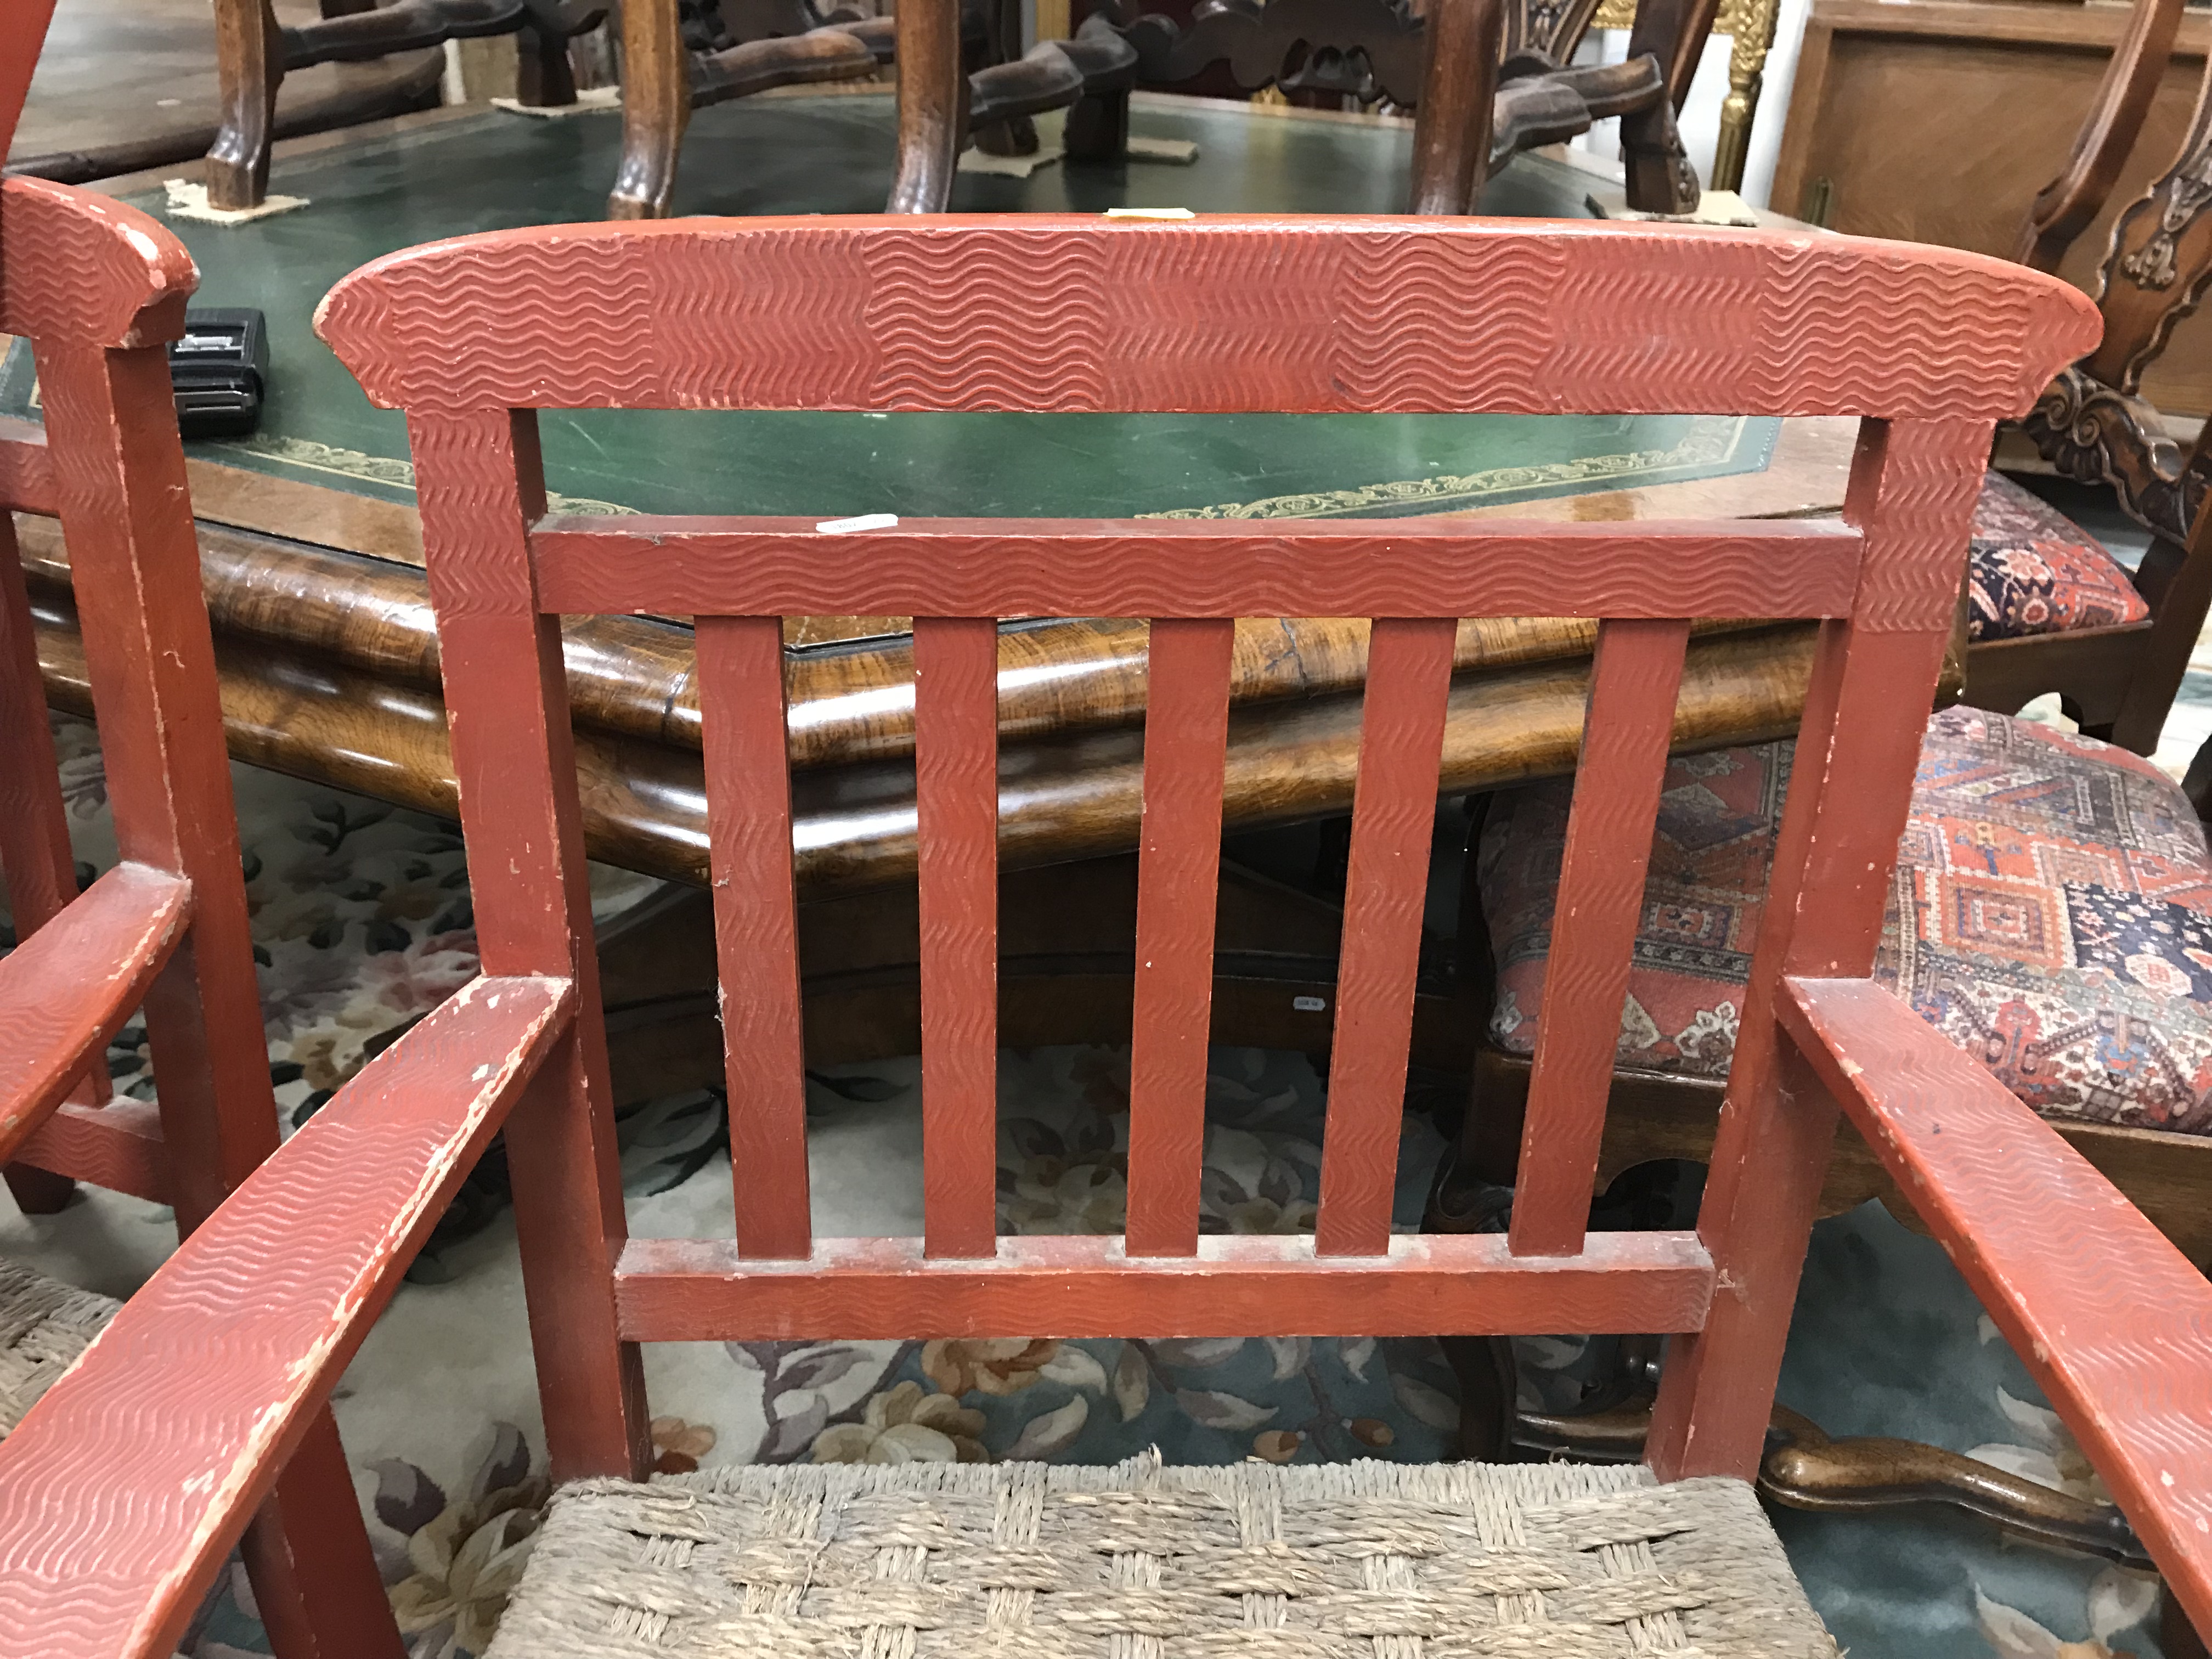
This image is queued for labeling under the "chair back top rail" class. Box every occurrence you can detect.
[315,216,2098,421]
[1,176,195,352]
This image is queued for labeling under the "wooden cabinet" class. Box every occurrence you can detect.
[1775,0,2212,415]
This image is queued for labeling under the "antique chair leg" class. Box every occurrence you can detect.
[517,16,583,108]
[1617,0,1705,213]
[2111,440,2212,753]
[1065,82,1131,160]
[208,0,283,212]
[889,0,967,211]
[2,1161,73,1214]
[609,0,691,219]
[972,0,1040,155]
[2169,1588,2211,1659]
[239,1409,405,1659]
[1409,0,1504,214]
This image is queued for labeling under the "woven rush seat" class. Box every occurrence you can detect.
[488,1454,1835,1657]
[0,1255,117,1438]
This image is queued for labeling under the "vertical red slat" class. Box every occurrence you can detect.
[697,615,812,1260]
[1647,415,1993,1481]
[913,615,1000,1259]
[1125,617,1235,1258]
[1508,617,1691,1257]
[1316,616,1458,1257]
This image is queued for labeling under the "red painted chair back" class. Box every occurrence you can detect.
[314,215,2100,1487]
[0,8,399,1646]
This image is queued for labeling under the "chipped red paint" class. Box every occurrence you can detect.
[0,978,576,1659]
[0,14,396,1649]
[0,863,190,1162]
[0,215,2123,1657]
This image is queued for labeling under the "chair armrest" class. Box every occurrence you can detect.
[1779,974,2212,1634]
[0,973,575,1659]
[0,861,190,1164]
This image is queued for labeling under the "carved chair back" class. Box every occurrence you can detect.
[315,215,2096,1487]
[2001,8,2212,751]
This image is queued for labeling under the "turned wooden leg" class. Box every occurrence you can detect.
[208,0,283,212]
[1409,0,1504,214]
[889,0,966,212]
[609,0,690,219]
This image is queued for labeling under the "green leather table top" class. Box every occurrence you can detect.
[24,94,1777,522]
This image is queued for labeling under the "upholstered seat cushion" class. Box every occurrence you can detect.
[1481,707,2212,1135]
[488,1454,1835,1657]
[1966,471,2148,641]
[0,1255,117,1436]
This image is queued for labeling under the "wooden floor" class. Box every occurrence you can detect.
[10,0,437,174]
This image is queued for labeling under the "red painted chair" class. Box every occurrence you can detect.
[1,212,2200,1657]
[0,3,394,1652]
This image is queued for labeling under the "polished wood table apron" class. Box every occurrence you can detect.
[16,95,1865,1081]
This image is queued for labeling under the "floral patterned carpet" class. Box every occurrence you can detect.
[0,706,2180,1659]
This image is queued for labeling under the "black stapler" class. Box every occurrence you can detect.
[167,308,269,439]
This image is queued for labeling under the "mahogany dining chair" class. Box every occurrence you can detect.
[1,211,2200,1659]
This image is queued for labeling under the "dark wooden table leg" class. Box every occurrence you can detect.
[1409,0,1503,215]
[889,0,966,212]
[608,0,690,219]
[207,0,283,211]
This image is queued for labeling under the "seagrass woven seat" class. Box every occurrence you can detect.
[0,1259,114,1439]
[490,1455,1834,1659]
